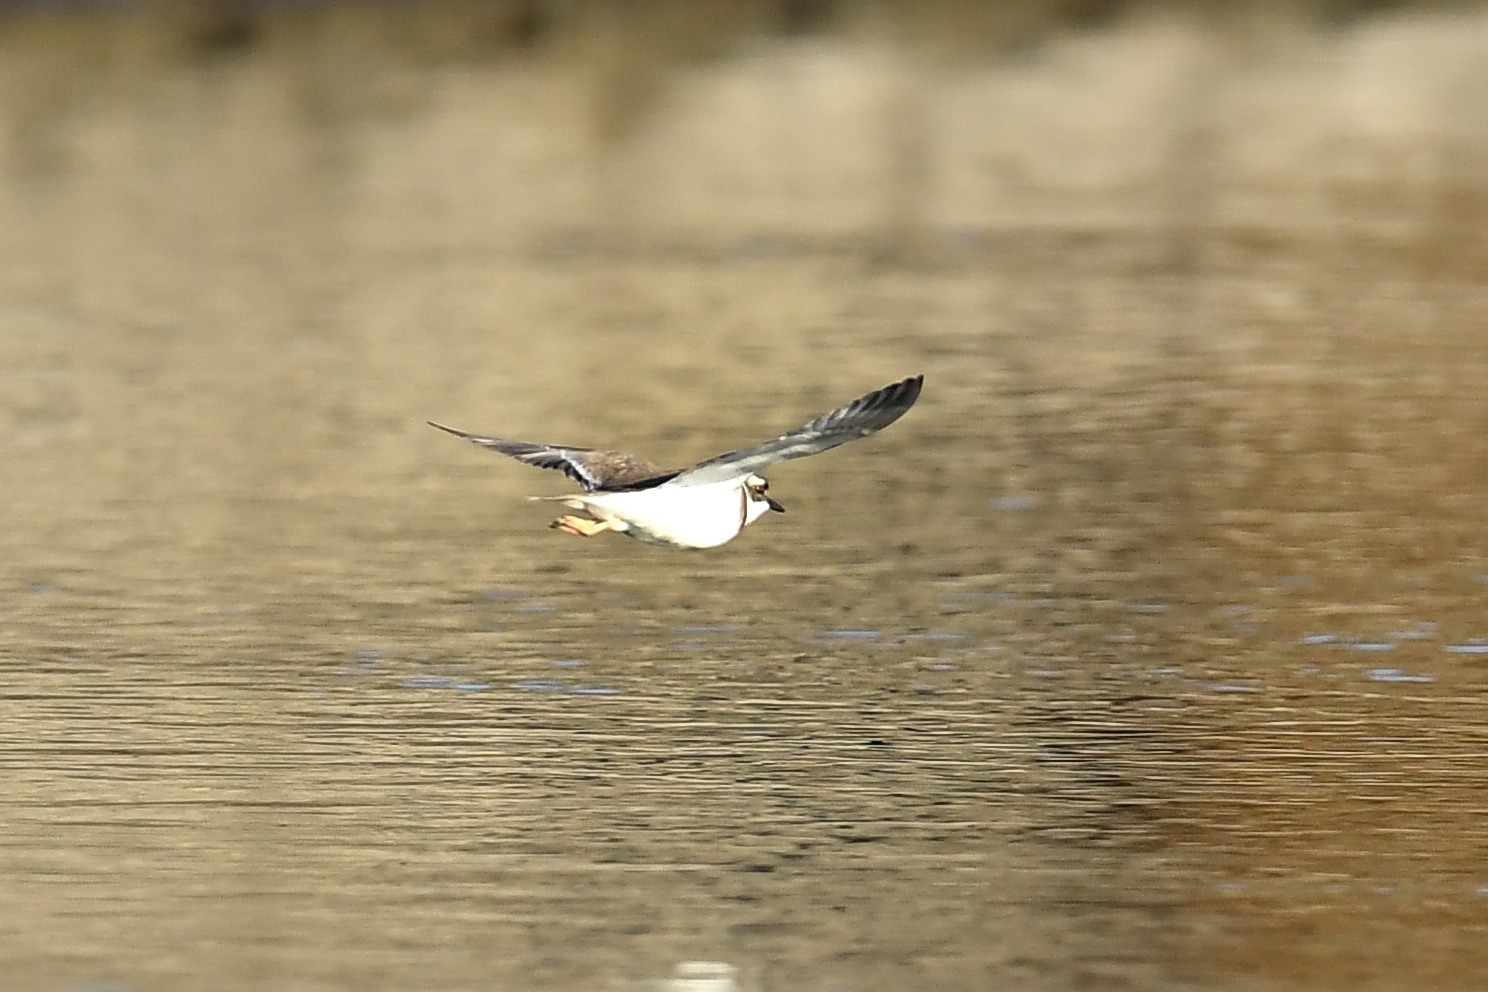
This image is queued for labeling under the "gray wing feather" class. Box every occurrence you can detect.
[671,374,923,487]
[427,422,673,492]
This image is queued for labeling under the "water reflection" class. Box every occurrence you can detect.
[666,961,739,992]
[3,5,1488,992]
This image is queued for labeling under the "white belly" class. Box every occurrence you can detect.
[575,482,751,549]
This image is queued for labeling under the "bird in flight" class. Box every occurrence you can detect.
[428,374,923,549]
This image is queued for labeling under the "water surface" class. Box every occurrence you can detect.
[3,8,1487,991]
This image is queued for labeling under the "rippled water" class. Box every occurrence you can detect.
[4,9,1488,992]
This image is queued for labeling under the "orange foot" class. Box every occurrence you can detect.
[551,515,614,538]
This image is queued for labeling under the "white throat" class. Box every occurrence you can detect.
[743,494,772,526]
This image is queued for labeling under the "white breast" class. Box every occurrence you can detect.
[576,481,756,548]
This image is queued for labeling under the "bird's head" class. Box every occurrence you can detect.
[744,475,785,521]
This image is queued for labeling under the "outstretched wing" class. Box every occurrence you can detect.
[427,422,675,492]
[670,374,923,487]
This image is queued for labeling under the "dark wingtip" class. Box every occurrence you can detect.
[873,374,923,417]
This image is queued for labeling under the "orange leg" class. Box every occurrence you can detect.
[551,515,614,538]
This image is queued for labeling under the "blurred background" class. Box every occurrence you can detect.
[2,1,1487,990]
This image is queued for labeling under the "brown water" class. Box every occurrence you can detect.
[2,6,1487,991]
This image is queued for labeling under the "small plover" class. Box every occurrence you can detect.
[429,374,922,548]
